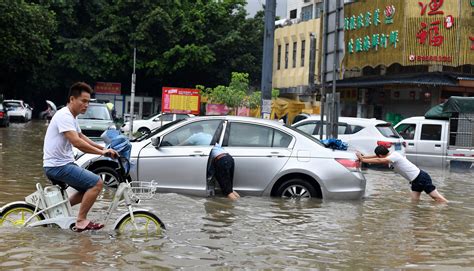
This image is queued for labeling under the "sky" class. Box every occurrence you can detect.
[245,0,287,18]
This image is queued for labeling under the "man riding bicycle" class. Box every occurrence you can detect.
[43,82,118,232]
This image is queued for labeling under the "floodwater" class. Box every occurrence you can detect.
[1,121,474,269]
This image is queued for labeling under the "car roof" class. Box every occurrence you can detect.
[182,115,286,127]
[297,115,390,126]
[396,116,447,124]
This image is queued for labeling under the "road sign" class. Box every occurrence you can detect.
[162,87,200,115]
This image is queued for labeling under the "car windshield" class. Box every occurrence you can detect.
[78,105,112,120]
[133,119,186,142]
[376,124,401,138]
[286,125,324,146]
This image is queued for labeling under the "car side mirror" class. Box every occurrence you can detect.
[151,137,161,148]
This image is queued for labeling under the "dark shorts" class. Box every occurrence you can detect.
[44,163,100,193]
[410,170,436,194]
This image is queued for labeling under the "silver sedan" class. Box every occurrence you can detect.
[76,116,366,199]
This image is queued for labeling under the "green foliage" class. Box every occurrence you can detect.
[0,0,264,108]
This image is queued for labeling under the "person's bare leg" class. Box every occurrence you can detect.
[411,191,421,202]
[428,189,448,203]
[69,192,84,206]
[76,179,103,229]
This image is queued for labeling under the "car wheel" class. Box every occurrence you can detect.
[137,127,151,135]
[93,167,121,188]
[276,178,317,199]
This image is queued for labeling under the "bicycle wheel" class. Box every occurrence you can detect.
[115,211,165,234]
[0,203,45,227]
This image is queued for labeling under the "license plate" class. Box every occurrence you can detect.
[395,143,401,150]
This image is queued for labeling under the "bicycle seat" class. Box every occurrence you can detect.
[48,178,68,191]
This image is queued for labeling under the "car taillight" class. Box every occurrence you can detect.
[377,141,392,148]
[0,112,3,118]
[336,158,361,171]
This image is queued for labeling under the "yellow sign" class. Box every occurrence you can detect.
[169,94,199,112]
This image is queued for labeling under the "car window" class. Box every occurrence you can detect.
[376,124,400,138]
[273,130,293,148]
[293,114,309,124]
[160,114,173,121]
[175,114,188,120]
[294,122,317,135]
[161,120,221,146]
[348,125,365,134]
[338,123,349,135]
[395,123,416,140]
[227,123,273,147]
[78,105,112,120]
[4,102,21,108]
[134,119,186,142]
[420,124,442,141]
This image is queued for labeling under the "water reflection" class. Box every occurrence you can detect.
[1,121,474,269]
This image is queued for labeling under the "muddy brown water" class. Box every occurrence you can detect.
[1,121,474,269]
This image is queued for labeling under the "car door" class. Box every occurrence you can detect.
[222,121,293,195]
[137,119,223,196]
[395,122,418,164]
[416,123,445,167]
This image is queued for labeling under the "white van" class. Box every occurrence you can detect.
[394,117,449,167]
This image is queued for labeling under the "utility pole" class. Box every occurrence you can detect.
[260,0,276,119]
[129,48,136,139]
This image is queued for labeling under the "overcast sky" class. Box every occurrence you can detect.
[245,0,287,18]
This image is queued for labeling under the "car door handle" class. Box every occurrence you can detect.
[189,151,205,156]
[408,143,414,146]
[267,152,285,158]
[435,144,441,147]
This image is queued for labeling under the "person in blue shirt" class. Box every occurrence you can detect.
[207,144,240,200]
[181,125,212,146]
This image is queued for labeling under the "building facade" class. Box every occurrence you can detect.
[273,0,474,122]
[340,0,474,120]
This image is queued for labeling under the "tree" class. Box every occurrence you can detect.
[0,1,56,99]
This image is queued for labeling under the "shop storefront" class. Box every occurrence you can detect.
[339,0,474,121]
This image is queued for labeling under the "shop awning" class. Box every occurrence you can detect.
[334,72,464,88]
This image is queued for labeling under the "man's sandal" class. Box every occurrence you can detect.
[72,221,104,232]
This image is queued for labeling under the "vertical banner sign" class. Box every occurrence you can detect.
[162,87,200,115]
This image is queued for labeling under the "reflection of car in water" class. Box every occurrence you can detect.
[3,99,32,122]
[77,102,117,139]
[76,116,366,200]
[0,103,10,127]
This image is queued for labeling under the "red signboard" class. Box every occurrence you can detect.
[95,82,121,94]
[162,87,200,115]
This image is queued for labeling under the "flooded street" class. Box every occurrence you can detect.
[1,121,474,269]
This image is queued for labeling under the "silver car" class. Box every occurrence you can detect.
[75,116,366,199]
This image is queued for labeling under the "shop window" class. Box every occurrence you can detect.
[301,5,313,21]
[292,42,297,68]
[277,45,281,70]
[301,40,305,67]
[290,9,297,19]
[285,43,289,69]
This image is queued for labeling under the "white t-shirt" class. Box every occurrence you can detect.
[387,151,420,181]
[43,106,81,167]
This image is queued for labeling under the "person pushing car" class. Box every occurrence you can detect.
[356,145,448,203]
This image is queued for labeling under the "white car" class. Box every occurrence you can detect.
[292,115,406,156]
[3,100,33,122]
[121,113,194,135]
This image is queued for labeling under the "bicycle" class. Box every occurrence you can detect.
[0,156,165,234]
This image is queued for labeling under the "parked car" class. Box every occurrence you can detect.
[0,103,9,127]
[292,115,406,156]
[77,102,117,139]
[3,100,32,122]
[76,116,366,199]
[121,113,194,135]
